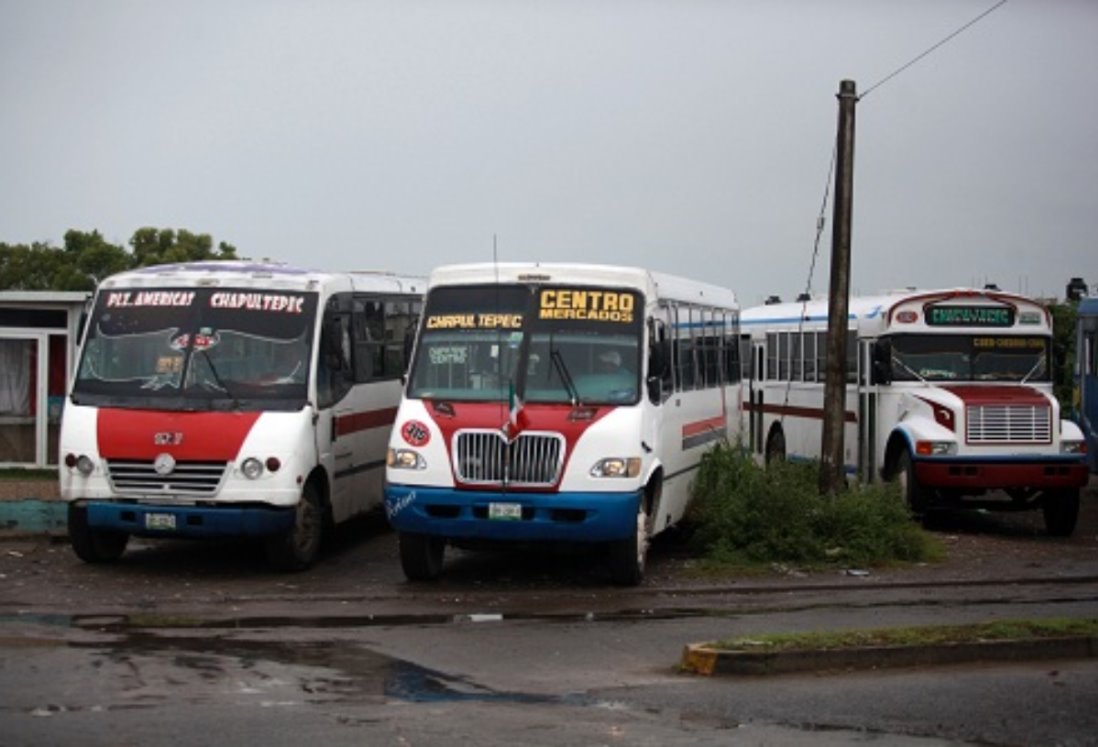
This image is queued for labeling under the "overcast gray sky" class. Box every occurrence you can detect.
[2,0,1095,305]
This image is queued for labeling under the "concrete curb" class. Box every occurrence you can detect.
[681,636,1098,676]
[0,499,67,537]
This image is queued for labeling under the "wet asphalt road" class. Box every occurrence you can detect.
[2,490,1098,746]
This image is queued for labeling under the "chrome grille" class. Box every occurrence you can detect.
[453,430,565,486]
[106,460,227,495]
[966,405,1051,444]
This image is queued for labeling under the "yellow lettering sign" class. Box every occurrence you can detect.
[538,289,636,323]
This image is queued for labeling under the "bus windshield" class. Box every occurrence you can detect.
[888,334,1050,383]
[408,284,643,405]
[72,287,318,411]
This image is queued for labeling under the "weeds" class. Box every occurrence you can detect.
[688,443,942,569]
[714,617,1098,652]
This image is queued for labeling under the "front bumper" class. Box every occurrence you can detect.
[384,484,642,543]
[80,501,295,539]
[914,457,1089,490]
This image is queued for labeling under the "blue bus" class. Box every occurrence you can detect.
[1076,297,1098,473]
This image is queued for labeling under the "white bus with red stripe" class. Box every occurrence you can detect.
[384,263,741,585]
[59,261,423,569]
[740,288,1088,535]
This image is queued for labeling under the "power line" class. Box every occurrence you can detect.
[860,0,1008,101]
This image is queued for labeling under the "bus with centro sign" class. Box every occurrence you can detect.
[59,261,423,570]
[384,262,741,585]
[740,287,1088,535]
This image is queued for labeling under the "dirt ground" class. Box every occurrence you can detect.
[3,475,1096,589]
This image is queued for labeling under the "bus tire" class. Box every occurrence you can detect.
[399,532,444,581]
[68,504,128,563]
[765,427,786,465]
[1042,489,1079,537]
[894,450,930,516]
[264,483,324,572]
[608,481,658,587]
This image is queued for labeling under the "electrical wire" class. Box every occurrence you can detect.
[778,144,838,421]
[860,0,1008,101]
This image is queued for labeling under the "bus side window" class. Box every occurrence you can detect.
[647,316,671,404]
[871,339,892,385]
[319,303,353,408]
[352,297,385,381]
[384,299,417,377]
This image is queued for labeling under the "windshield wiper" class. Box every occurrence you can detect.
[550,348,581,406]
[891,354,927,383]
[1020,356,1046,384]
[197,349,241,409]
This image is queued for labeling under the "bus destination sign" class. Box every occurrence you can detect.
[925,305,1014,328]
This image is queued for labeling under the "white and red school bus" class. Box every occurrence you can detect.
[384,262,741,585]
[740,287,1088,534]
[59,261,424,569]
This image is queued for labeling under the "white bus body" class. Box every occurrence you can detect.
[741,288,1088,534]
[59,261,424,569]
[384,262,741,584]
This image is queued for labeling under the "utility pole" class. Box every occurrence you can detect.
[819,79,857,495]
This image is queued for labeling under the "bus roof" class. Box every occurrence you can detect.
[426,262,738,309]
[741,287,1051,335]
[96,261,425,296]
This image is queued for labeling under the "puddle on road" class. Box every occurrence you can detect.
[55,629,593,708]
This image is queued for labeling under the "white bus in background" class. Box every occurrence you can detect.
[384,262,741,585]
[59,261,424,569]
[740,287,1089,535]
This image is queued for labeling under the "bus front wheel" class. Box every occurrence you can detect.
[1042,489,1080,537]
[265,483,324,571]
[608,481,659,587]
[894,450,930,516]
[765,428,786,465]
[399,532,445,581]
[68,504,128,563]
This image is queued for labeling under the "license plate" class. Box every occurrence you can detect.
[488,502,522,521]
[144,512,177,531]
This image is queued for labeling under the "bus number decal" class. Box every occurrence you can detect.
[401,420,431,447]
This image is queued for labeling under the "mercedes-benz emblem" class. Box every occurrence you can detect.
[153,453,176,476]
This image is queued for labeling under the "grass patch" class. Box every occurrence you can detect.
[688,443,943,569]
[713,617,1098,652]
[0,468,55,481]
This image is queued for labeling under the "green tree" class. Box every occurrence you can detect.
[1048,300,1077,411]
[1,227,240,291]
[63,230,131,288]
[129,227,237,266]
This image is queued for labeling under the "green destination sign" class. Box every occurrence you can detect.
[926,305,1014,327]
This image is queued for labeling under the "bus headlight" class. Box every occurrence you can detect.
[241,457,264,480]
[388,448,426,470]
[1061,440,1087,455]
[64,453,96,476]
[590,457,641,478]
[915,440,957,456]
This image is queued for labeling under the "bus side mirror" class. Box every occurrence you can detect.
[321,319,345,371]
[648,340,670,379]
[872,340,892,385]
[647,376,662,404]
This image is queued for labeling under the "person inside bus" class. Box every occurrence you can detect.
[593,349,635,402]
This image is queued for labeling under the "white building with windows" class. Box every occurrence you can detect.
[0,291,90,468]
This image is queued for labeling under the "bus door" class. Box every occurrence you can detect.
[749,337,766,457]
[856,337,878,483]
[317,298,356,513]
